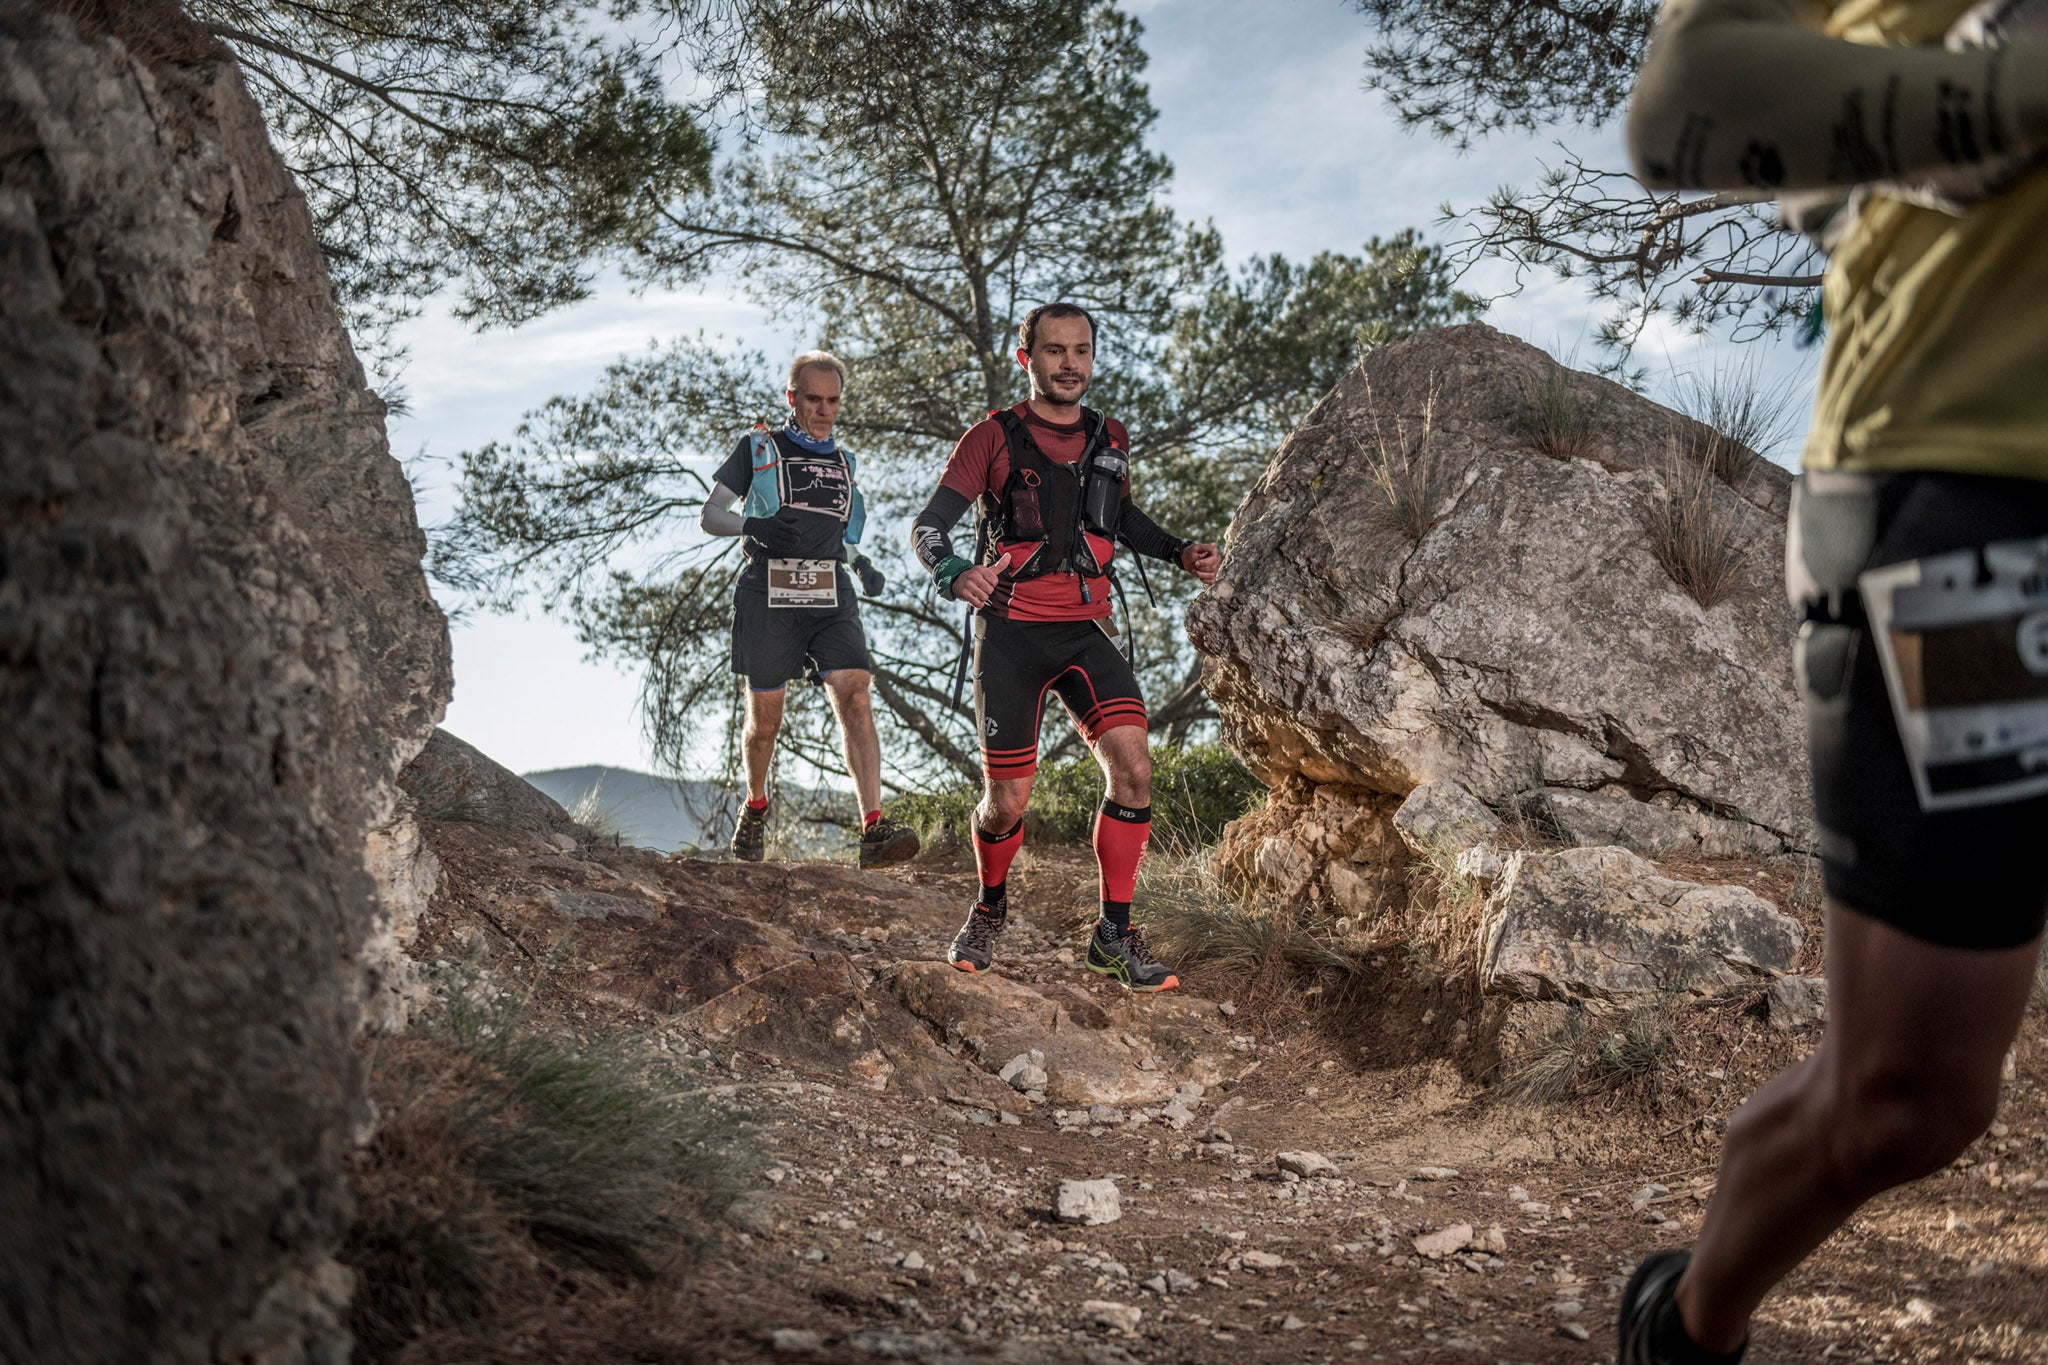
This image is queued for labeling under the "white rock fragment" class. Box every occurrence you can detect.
[1630,1183,1671,1211]
[1412,1166,1460,1181]
[1240,1250,1287,1271]
[1412,1223,1474,1259]
[770,1328,825,1354]
[998,1053,1049,1093]
[1054,1179,1123,1226]
[1276,1151,1337,1179]
[1082,1300,1143,1334]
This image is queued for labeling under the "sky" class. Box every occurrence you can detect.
[389,0,1819,780]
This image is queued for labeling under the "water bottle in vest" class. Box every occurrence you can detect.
[1082,448,1126,535]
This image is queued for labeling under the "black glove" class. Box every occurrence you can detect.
[854,556,886,598]
[743,506,809,556]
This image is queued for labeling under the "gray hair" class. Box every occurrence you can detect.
[787,350,848,391]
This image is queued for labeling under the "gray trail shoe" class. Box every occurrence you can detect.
[947,903,1006,974]
[858,815,920,869]
[1616,1250,1745,1364]
[1085,921,1179,992]
[729,803,767,862]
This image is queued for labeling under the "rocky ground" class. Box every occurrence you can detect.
[392,820,2048,1364]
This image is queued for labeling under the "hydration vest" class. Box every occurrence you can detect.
[743,426,867,547]
[976,406,1124,581]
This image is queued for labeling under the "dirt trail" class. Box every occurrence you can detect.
[404,822,2048,1364]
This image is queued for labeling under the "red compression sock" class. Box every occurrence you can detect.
[746,795,769,811]
[1094,800,1152,916]
[864,809,881,830]
[973,818,1025,909]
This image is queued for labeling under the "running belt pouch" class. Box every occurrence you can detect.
[1788,473,1880,702]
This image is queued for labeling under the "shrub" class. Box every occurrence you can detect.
[344,991,748,1360]
[884,741,1262,850]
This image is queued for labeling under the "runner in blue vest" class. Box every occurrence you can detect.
[700,351,919,868]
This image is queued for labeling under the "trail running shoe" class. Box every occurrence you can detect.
[729,804,767,862]
[947,904,1006,974]
[1085,921,1179,992]
[858,815,921,869]
[1617,1249,1743,1364]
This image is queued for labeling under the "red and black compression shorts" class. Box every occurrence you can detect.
[973,614,1147,781]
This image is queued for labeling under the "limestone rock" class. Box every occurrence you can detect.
[1276,1151,1337,1179]
[401,726,586,845]
[1480,848,1804,1002]
[1055,1179,1124,1226]
[0,7,450,1359]
[1519,786,1780,858]
[1190,324,1810,896]
[1768,975,1829,1031]
[1393,782,1502,858]
[1413,1224,1475,1259]
[1082,1300,1142,1334]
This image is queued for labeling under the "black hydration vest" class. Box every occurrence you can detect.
[976,406,1124,581]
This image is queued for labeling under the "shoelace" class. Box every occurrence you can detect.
[962,909,1004,953]
[1118,925,1161,969]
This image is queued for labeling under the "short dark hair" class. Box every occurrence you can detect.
[1018,302,1096,354]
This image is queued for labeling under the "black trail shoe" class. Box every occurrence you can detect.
[858,815,921,869]
[1617,1249,1745,1364]
[948,904,1006,974]
[1085,921,1179,993]
[729,804,768,862]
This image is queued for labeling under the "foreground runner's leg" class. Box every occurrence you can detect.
[730,684,786,861]
[822,668,919,868]
[950,776,1032,973]
[1646,905,2038,1358]
[1082,724,1177,992]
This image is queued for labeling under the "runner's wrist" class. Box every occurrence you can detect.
[933,555,972,595]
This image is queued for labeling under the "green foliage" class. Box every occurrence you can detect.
[885,742,1262,849]
[444,1,1480,788]
[193,0,712,358]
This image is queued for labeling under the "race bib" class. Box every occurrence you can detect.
[767,558,838,608]
[1860,535,2048,811]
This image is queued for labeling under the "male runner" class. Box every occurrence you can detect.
[910,303,1221,991]
[701,350,920,869]
[1615,2,2048,1361]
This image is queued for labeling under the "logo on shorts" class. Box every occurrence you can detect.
[985,716,999,737]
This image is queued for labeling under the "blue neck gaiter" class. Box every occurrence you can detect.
[782,420,838,455]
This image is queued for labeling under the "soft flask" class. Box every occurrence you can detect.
[1082,448,1127,534]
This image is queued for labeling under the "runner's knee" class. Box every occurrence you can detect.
[979,783,1031,833]
[1824,1066,1998,1195]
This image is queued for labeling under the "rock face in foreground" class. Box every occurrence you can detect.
[0,7,449,1361]
[1190,324,1808,906]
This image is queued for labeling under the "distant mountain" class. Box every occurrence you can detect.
[522,765,845,856]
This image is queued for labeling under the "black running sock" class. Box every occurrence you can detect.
[1651,1295,1745,1365]
[1100,899,1131,933]
[978,882,1008,915]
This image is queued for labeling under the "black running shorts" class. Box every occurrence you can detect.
[1794,470,2048,950]
[730,574,872,690]
[974,614,1147,781]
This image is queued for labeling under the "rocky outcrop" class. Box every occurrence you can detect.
[400,726,589,847]
[0,7,449,1362]
[1479,849,1804,1002]
[1189,323,1809,904]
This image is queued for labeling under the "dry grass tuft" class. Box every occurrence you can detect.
[1358,372,1457,543]
[1520,364,1604,463]
[1641,440,1761,609]
[1497,1000,1678,1103]
[345,991,750,1361]
[1670,361,1800,488]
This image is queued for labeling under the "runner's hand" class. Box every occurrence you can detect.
[952,553,1014,607]
[743,507,809,555]
[1180,542,1221,586]
[855,556,886,597]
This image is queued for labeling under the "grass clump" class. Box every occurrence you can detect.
[886,742,1262,850]
[344,991,749,1361]
[1358,371,1456,542]
[1670,360,1799,488]
[1521,363,1604,463]
[565,780,623,842]
[1135,851,1361,985]
[1641,442,1761,609]
[1497,1000,1678,1102]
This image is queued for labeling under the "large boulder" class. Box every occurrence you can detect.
[1,7,449,1362]
[401,726,588,846]
[1188,323,1809,897]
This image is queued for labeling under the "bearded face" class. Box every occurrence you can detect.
[1020,313,1094,409]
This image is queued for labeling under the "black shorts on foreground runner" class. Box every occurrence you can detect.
[974,615,1146,780]
[731,575,873,690]
[1793,469,2048,950]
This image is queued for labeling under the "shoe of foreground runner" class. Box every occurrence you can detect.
[729,804,768,862]
[858,815,921,869]
[1085,920,1178,992]
[947,903,1006,974]
[1616,1250,1745,1364]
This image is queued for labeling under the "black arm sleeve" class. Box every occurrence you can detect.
[911,486,974,573]
[1116,495,1191,564]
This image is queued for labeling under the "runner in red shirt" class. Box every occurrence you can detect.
[911,303,1220,989]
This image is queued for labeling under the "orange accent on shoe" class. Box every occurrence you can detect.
[953,959,980,974]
